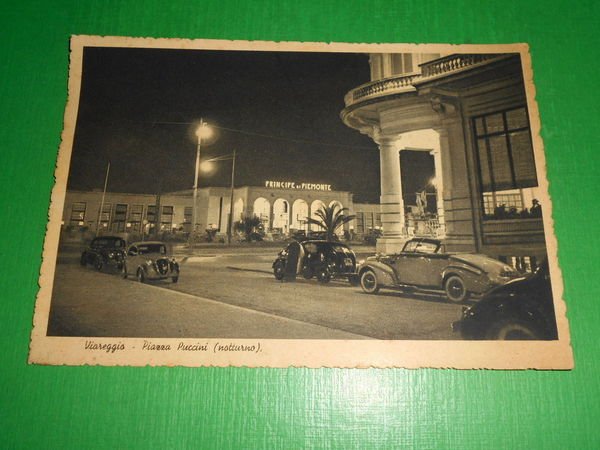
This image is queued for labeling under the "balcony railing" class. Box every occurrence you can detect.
[482,218,545,245]
[343,54,508,108]
[343,73,420,107]
[419,54,502,78]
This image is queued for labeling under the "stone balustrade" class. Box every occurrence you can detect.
[419,54,500,78]
[343,54,507,108]
[343,73,420,107]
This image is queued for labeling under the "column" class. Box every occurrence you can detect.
[435,122,478,253]
[287,200,293,235]
[430,148,445,236]
[377,137,406,253]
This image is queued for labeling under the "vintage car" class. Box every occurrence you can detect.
[357,237,520,302]
[273,240,356,283]
[452,260,558,340]
[121,241,180,283]
[80,236,127,271]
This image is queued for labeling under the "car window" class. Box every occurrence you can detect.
[402,240,440,254]
[304,243,318,254]
[128,246,138,256]
[402,240,420,252]
[92,238,123,249]
[414,241,439,254]
[137,244,166,255]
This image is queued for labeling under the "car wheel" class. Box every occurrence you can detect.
[137,268,146,283]
[444,275,469,303]
[172,276,179,283]
[121,264,128,279]
[316,268,331,283]
[360,270,380,294]
[94,257,103,271]
[485,318,542,340]
[273,261,285,280]
[80,253,87,266]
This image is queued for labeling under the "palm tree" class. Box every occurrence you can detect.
[305,204,356,241]
[234,215,262,242]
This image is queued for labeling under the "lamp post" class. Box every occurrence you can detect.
[227,149,236,245]
[190,120,213,249]
[200,149,237,244]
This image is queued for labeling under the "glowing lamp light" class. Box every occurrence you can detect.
[429,176,439,190]
[195,123,213,140]
[200,161,215,173]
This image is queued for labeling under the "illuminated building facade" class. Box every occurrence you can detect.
[341,52,546,263]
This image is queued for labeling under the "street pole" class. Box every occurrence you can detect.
[96,160,110,236]
[190,118,203,250]
[227,149,236,245]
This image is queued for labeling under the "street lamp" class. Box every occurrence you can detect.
[190,120,214,247]
[200,150,237,244]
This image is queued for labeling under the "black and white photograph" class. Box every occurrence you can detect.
[30,36,572,368]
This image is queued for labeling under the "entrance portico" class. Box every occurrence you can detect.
[374,128,445,253]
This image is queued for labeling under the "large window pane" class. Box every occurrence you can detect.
[69,202,86,226]
[402,54,413,73]
[473,107,538,220]
[161,206,173,230]
[488,136,513,190]
[477,138,493,191]
[485,113,504,134]
[506,108,529,130]
[99,203,111,229]
[475,118,485,136]
[510,131,538,188]
[146,205,156,221]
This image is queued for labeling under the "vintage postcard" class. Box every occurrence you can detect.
[29,35,573,368]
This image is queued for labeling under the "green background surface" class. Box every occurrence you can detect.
[1,1,599,448]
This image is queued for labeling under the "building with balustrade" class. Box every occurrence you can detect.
[341,52,547,264]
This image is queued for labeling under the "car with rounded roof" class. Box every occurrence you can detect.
[121,241,179,283]
[80,235,127,271]
[357,237,520,302]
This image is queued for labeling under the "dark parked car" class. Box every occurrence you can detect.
[452,260,558,340]
[357,237,520,302]
[273,240,356,283]
[121,241,180,283]
[80,236,127,271]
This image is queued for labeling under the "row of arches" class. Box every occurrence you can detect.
[238,198,345,233]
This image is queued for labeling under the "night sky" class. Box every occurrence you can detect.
[68,46,432,204]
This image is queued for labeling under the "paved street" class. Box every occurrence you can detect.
[48,245,465,339]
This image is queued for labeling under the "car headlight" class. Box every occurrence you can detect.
[108,251,114,258]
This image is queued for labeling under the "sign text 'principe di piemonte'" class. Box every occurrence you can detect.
[264,181,332,191]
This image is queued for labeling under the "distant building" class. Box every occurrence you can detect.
[62,182,355,238]
[341,52,546,262]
